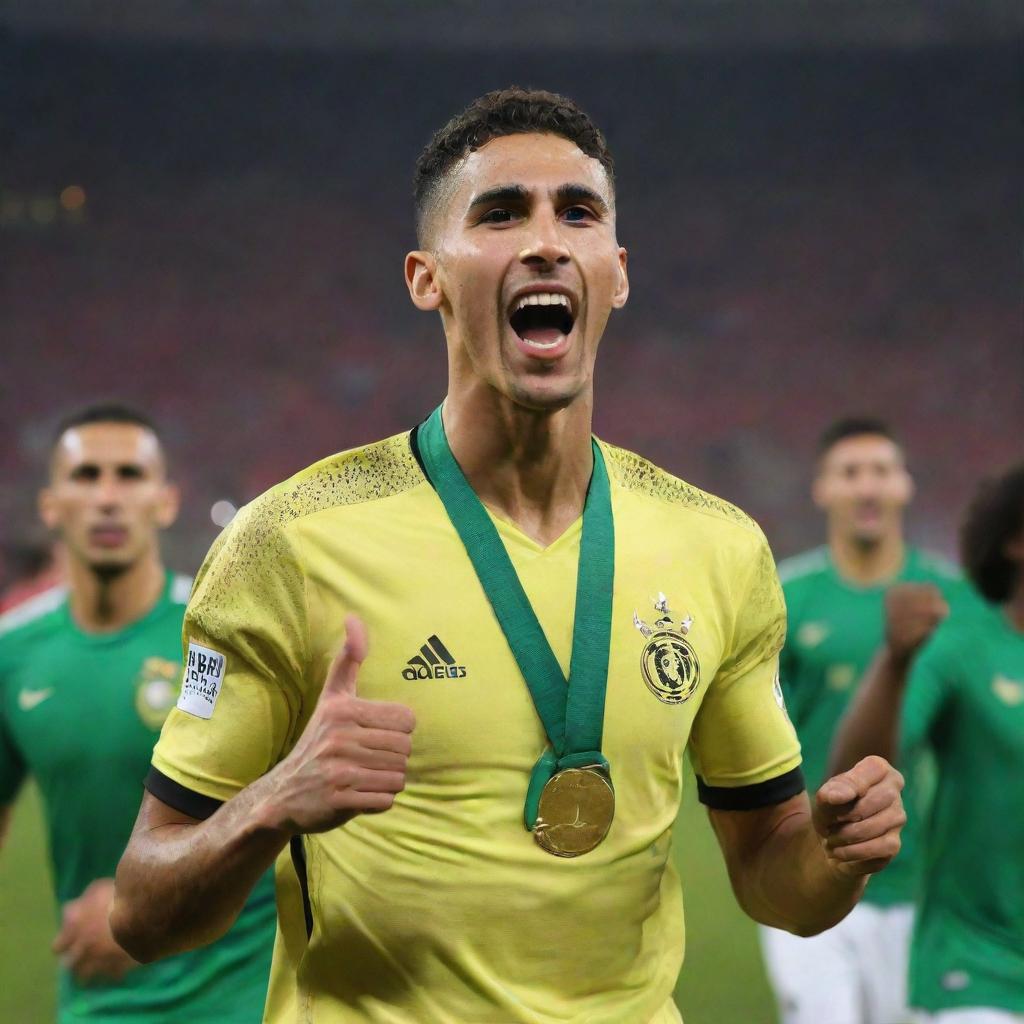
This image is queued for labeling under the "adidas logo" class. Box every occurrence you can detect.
[402,635,468,680]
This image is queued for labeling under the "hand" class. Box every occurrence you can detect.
[813,755,906,878]
[260,615,415,835]
[884,583,948,665]
[53,878,139,983]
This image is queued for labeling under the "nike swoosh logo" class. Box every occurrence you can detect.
[18,688,54,712]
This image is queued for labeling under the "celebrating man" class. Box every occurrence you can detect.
[112,89,906,1024]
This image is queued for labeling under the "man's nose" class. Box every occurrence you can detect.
[519,212,571,267]
[94,475,124,510]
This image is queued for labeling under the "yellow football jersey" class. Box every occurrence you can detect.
[149,430,802,1024]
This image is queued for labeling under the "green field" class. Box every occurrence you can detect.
[0,774,779,1023]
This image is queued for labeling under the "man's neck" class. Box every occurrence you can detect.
[67,552,165,634]
[442,385,595,547]
[828,530,905,586]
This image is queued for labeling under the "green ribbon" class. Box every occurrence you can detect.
[417,405,615,829]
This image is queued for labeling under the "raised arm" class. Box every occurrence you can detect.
[709,755,905,936]
[111,616,414,961]
[828,583,947,776]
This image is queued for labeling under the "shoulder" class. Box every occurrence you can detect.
[777,546,830,587]
[914,603,987,675]
[190,433,423,608]
[240,431,424,537]
[912,548,963,584]
[0,586,68,645]
[600,439,764,544]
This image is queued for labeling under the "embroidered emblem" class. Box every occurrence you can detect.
[633,593,700,705]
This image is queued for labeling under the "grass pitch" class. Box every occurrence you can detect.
[0,773,778,1022]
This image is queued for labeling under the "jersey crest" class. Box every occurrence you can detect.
[633,593,700,705]
[135,656,181,729]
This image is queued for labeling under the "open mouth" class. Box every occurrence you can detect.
[509,293,575,351]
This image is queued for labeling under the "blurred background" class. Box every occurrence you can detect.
[1,1,1021,1020]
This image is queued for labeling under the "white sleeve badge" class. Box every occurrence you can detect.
[178,641,227,719]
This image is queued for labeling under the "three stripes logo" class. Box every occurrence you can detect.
[402,635,468,680]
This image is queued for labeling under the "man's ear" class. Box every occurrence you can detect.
[156,482,181,530]
[405,251,443,311]
[38,486,58,531]
[611,247,629,309]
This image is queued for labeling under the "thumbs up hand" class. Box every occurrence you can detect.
[261,615,416,835]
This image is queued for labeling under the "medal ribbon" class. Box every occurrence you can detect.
[417,405,615,829]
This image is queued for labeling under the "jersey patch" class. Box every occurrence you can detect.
[633,593,700,705]
[178,641,227,719]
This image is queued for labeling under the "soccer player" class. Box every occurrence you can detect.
[830,464,1024,1024]
[0,405,275,1023]
[761,418,977,1024]
[111,89,906,1024]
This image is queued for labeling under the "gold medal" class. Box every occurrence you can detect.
[533,766,615,857]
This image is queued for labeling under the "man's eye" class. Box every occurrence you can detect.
[480,208,516,224]
[562,206,593,223]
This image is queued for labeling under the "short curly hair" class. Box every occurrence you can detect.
[414,87,615,245]
[960,462,1024,602]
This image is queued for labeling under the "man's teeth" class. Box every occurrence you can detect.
[521,336,562,349]
[513,293,571,312]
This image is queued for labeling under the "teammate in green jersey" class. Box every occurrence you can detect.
[763,418,976,1024]
[0,404,275,1023]
[832,463,1024,1024]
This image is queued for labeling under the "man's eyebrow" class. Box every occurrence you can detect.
[555,183,610,214]
[467,184,530,210]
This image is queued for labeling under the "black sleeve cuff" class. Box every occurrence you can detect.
[144,766,224,820]
[696,765,805,810]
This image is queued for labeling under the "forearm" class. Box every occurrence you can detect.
[827,647,908,777]
[715,805,865,936]
[111,779,289,962]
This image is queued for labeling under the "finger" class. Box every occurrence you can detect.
[826,804,906,848]
[357,727,413,757]
[322,615,369,698]
[52,928,72,954]
[831,856,894,878]
[824,777,904,829]
[342,790,398,812]
[823,756,897,807]
[828,831,901,866]
[352,698,416,734]
[347,746,408,772]
[349,769,406,794]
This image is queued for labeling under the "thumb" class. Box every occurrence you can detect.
[817,775,858,808]
[321,614,369,698]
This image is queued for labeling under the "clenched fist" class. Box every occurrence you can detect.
[884,583,948,665]
[259,615,415,835]
[54,878,138,983]
[814,755,906,878]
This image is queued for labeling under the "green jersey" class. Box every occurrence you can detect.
[779,545,975,906]
[0,573,275,1024]
[901,601,1024,1013]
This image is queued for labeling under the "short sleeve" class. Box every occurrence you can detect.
[690,531,804,810]
[899,627,956,757]
[147,499,310,817]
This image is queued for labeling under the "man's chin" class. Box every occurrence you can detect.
[86,556,133,579]
[502,372,589,413]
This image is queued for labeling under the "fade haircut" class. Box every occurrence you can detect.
[414,87,616,246]
[53,403,160,450]
[817,416,898,458]
[960,463,1024,603]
